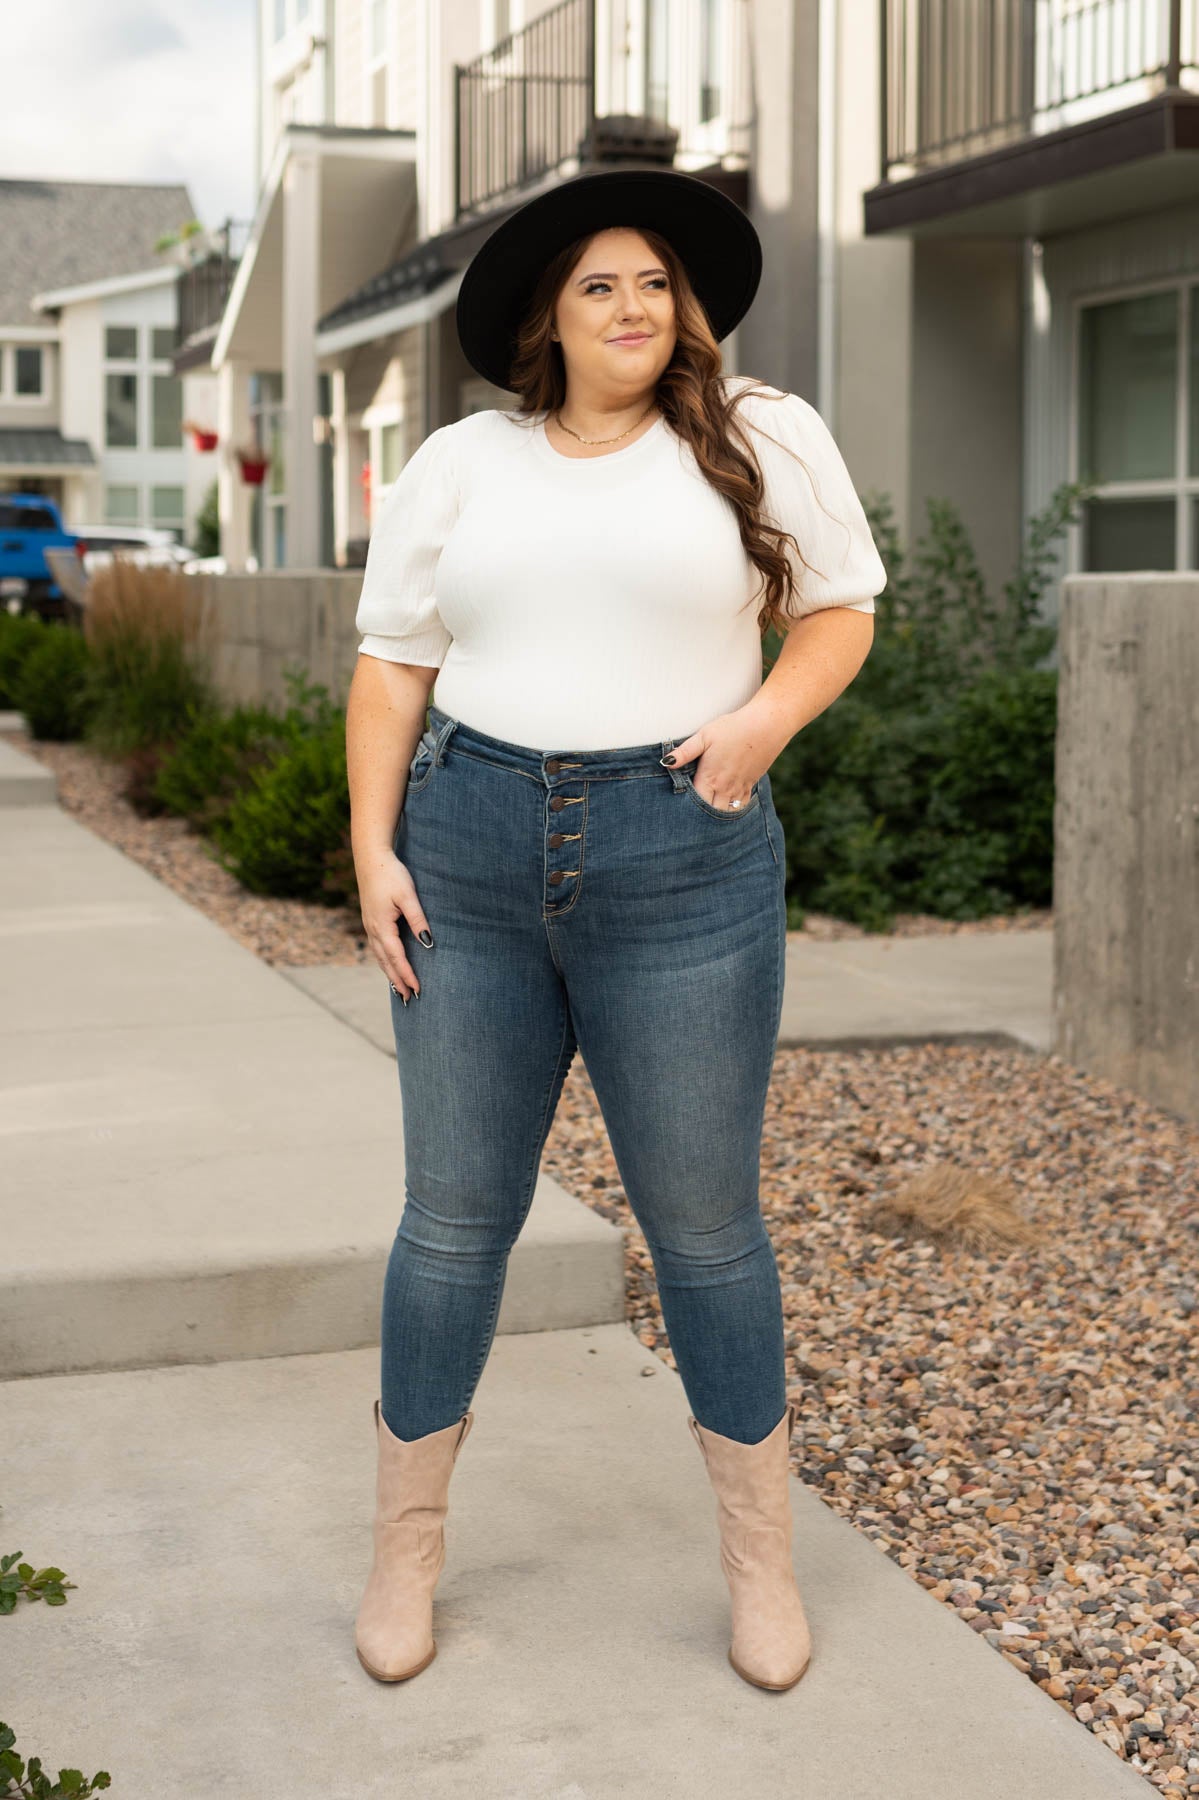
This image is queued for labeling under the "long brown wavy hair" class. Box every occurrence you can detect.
[505,224,853,652]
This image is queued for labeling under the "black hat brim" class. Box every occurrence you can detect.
[455,166,762,392]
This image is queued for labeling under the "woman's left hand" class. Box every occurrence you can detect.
[661,711,781,811]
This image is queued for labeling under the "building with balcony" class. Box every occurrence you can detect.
[859,0,1199,610]
[212,0,841,574]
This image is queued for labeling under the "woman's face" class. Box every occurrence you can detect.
[552,227,677,397]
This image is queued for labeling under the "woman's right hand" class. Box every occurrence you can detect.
[358,849,433,1002]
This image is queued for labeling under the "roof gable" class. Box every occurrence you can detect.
[0,178,197,328]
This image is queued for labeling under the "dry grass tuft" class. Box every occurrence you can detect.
[868,1159,1047,1252]
[84,558,216,666]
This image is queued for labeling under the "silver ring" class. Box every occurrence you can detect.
[388,981,398,995]
[731,799,742,809]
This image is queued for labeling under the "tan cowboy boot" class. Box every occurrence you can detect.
[355,1398,474,1681]
[688,1399,812,1690]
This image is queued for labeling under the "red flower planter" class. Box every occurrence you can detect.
[237,452,269,486]
[189,425,219,452]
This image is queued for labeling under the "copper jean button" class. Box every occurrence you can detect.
[549,832,565,847]
[549,794,566,811]
[548,870,565,885]
[546,758,562,773]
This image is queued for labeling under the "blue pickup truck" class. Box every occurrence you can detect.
[0,493,82,619]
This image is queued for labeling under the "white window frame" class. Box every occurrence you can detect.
[1069,272,1196,574]
[1,340,53,405]
[362,400,404,522]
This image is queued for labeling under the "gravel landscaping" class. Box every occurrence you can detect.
[9,726,1197,1795]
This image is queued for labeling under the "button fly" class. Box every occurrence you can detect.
[546,758,562,773]
[549,794,567,812]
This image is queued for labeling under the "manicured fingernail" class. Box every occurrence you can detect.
[660,754,676,766]
[418,929,433,947]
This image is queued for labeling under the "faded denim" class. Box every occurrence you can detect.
[379,701,789,1446]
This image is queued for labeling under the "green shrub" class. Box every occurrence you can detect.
[0,612,51,709]
[766,476,1094,929]
[209,714,351,903]
[153,700,301,831]
[13,625,97,741]
[152,668,344,833]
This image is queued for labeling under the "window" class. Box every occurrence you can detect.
[151,327,176,360]
[699,0,723,124]
[152,374,183,449]
[105,485,140,525]
[644,0,669,119]
[151,486,185,534]
[105,372,139,448]
[274,0,287,38]
[105,326,138,361]
[0,502,56,531]
[1077,287,1182,572]
[14,346,44,398]
[379,422,400,486]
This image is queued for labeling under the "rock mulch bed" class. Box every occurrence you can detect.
[11,727,1196,1792]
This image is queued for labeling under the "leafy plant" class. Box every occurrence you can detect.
[765,476,1094,929]
[0,1553,74,1612]
[0,614,50,709]
[0,1722,110,1796]
[11,626,97,741]
[193,480,219,560]
[209,711,352,903]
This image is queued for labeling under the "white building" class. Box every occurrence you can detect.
[0,178,218,544]
[212,0,1199,611]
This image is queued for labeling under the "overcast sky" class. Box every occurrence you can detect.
[0,0,258,228]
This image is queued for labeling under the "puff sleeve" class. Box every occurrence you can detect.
[734,382,887,620]
[355,422,459,668]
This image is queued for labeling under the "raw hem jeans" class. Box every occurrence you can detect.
[379,702,789,1446]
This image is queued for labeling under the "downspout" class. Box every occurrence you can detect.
[816,0,838,427]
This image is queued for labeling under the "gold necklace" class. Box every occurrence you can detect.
[553,399,659,445]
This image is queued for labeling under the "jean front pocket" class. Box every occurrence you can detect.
[405,728,440,799]
[679,766,762,821]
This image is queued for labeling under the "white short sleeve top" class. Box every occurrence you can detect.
[355,373,886,750]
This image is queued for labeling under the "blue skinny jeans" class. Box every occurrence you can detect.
[379,702,789,1446]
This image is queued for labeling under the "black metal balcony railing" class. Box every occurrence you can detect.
[454,0,750,219]
[456,0,594,218]
[175,219,250,349]
[881,0,1196,178]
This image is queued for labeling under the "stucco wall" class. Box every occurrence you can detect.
[1053,574,1199,1125]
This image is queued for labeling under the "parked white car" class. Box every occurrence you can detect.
[44,527,217,608]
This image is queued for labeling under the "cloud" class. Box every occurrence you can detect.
[0,0,256,226]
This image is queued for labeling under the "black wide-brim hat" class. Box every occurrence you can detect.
[455,165,762,392]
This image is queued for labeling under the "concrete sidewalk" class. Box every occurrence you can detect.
[3,1326,1144,1800]
[285,925,1053,1062]
[0,802,623,1380]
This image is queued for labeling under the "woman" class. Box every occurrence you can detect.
[346,167,886,1693]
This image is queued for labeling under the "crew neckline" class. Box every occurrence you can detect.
[531,410,667,467]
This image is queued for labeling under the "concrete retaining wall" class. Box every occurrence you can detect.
[192,571,365,711]
[1054,575,1198,1125]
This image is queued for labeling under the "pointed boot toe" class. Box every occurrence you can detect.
[354,1398,474,1683]
[689,1401,813,1692]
